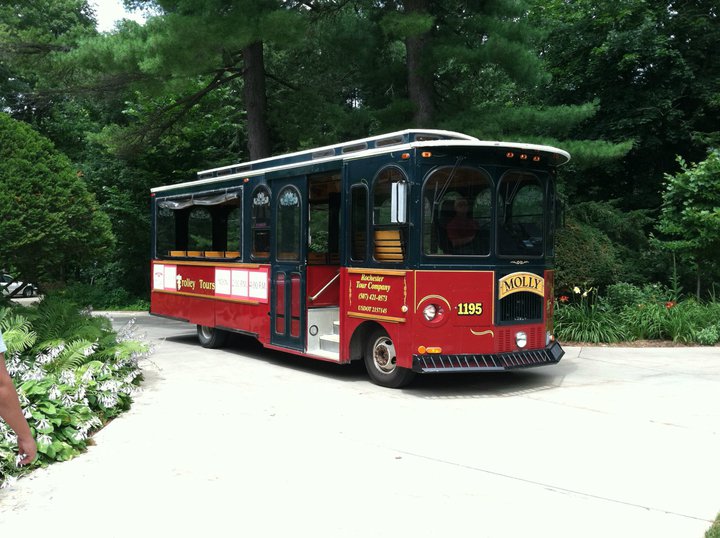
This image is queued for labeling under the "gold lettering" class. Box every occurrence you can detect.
[498,272,545,299]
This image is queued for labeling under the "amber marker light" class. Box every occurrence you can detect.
[421,151,432,158]
[418,346,427,354]
[243,177,250,183]
[520,154,528,160]
[401,152,411,159]
[533,156,541,162]
[426,347,442,354]
[506,152,515,158]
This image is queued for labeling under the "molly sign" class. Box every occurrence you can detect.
[498,272,545,299]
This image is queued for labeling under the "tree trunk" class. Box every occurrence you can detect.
[243,41,271,160]
[404,0,434,127]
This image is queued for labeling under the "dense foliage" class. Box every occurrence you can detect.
[0,113,114,288]
[555,283,720,345]
[0,299,147,487]
[0,0,718,302]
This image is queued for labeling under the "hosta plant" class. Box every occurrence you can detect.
[0,298,149,488]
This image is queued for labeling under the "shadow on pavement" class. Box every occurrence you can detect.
[160,330,575,398]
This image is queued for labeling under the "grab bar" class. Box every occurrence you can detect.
[309,272,340,302]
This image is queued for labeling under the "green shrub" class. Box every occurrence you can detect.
[555,220,621,290]
[0,298,148,487]
[605,282,645,311]
[697,326,720,346]
[57,283,149,311]
[555,289,626,343]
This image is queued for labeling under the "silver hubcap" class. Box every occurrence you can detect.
[372,336,397,374]
[200,326,213,339]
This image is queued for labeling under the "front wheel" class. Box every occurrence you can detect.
[197,325,228,349]
[364,328,416,388]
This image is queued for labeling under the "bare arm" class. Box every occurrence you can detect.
[0,353,37,465]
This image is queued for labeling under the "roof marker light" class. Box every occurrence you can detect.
[506,152,515,158]
[401,153,411,159]
[421,151,432,158]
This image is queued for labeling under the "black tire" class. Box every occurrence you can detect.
[197,325,228,349]
[364,328,416,388]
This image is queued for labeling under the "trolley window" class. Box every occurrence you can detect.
[156,188,241,258]
[497,172,544,257]
[423,166,492,256]
[251,186,271,260]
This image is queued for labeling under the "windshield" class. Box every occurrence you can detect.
[422,165,492,256]
[497,172,544,257]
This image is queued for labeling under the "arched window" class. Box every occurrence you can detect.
[251,186,271,259]
[276,186,301,262]
[372,167,407,263]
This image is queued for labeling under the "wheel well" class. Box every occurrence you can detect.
[348,321,384,362]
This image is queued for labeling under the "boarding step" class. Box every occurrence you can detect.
[319,333,340,353]
[311,348,340,362]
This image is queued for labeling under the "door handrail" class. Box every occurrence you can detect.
[309,272,340,302]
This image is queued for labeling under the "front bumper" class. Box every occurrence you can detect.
[412,341,564,373]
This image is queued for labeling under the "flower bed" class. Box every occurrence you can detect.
[0,298,149,488]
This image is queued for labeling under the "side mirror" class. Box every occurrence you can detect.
[391,181,407,224]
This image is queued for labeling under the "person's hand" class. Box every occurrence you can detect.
[17,435,37,466]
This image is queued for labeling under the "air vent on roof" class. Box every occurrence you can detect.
[312,149,335,159]
[415,135,440,142]
[375,136,404,147]
[342,142,368,154]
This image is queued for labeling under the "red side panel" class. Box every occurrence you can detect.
[150,261,271,343]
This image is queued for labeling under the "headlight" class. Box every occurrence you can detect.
[546,331,552,346]
[516,331,527,348]
[423,304,437,321]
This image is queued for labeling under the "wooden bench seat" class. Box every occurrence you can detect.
[374,229,404,262]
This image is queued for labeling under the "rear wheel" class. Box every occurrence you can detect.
[197,325,228,349]
[364,328,416,388]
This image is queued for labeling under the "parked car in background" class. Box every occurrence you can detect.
[1,273,37,297]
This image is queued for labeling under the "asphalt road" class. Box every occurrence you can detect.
[1,313,718,537]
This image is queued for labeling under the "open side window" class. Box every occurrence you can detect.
[156,188,242,259]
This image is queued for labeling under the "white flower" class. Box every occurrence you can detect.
[59,370,76,386]
[48,385,61,400]
[573,286,581,294]
[36,418,50,431]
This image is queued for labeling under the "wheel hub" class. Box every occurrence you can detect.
[373,337,397,374]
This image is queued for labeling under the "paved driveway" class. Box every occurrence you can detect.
[1,314,718,537]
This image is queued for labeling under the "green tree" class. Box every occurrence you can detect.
[0,113,114,288]
[67,0,307,160]
[0,0,98,158]
[536,0,720,208]
[657,150,720,299]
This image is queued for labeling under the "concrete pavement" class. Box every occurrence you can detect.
[0,313,718,537]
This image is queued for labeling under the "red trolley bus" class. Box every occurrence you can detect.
[150,129,569,387]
